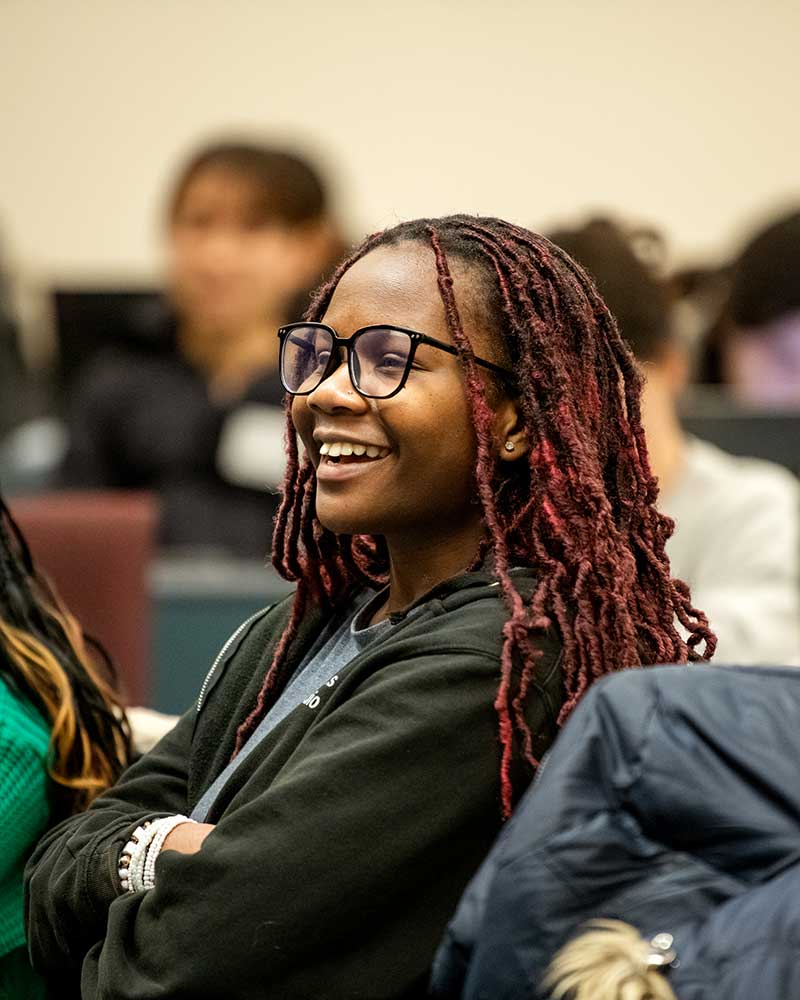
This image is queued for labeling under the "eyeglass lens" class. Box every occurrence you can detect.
[281,326,413,397]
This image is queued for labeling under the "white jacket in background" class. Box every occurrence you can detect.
[662,435,800,665]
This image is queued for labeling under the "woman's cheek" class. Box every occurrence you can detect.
[290,400,312,451]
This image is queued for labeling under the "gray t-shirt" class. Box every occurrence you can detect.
[191,588,399,821]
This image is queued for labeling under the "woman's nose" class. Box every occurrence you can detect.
[307,354,368,413]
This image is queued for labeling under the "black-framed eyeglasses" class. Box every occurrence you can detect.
[278,322,515,399]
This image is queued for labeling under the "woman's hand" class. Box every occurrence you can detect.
[162,821,215,856]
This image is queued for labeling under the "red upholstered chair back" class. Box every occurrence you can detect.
[9,491,158,705]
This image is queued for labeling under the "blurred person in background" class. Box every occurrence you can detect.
[0,489,132,998]
[60,140,343,558]
[549,218,800,664]
[0,235,67,497]
[0,234,52,440]
[699,208,800,407]
[0,262,24,438]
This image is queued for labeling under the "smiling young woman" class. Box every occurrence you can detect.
[26,216,713,1000]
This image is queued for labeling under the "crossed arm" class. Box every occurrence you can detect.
[25,650,522,999]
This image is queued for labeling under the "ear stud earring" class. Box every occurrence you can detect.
[504,441,515,452]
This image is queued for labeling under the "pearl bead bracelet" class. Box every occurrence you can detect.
[143,815,196,890]
[119,815,196,893]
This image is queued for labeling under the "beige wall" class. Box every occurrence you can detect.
[1,0,799,282]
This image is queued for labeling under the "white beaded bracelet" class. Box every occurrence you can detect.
[143,815,196,890]
[119,821,159,893]
[118,815,196,893]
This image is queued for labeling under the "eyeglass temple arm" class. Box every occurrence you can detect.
[418,335,513,379]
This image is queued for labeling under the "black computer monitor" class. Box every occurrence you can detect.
[679,386,800,478]
[52,287,170,392]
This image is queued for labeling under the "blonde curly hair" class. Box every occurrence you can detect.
[544,920,678,1000]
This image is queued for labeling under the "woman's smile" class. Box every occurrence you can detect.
[312,429,394,481]
[316,442,394,481]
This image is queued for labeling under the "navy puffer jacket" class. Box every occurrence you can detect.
[431,665,800,1000]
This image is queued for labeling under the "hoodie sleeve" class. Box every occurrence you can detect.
[24,705,194,973]
[67,643,558,1000]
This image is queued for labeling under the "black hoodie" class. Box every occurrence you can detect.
[26,568,562,999]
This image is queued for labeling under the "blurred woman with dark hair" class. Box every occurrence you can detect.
[0,489,132,997]
[698,208,800,407]
[61,139,344,557]
[721,209,800,407]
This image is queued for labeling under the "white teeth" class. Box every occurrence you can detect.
[318,441,391,459]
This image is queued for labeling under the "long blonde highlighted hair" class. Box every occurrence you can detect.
[0,493,132,821]
[544,920,678,1000]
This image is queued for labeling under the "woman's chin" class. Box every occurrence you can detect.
[314,502,385,539]
[316,514,374,537]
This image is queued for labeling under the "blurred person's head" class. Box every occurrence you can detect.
[165,141,339,339]
[544,920,678,1000]
[548,218,688,491]
[722,209,800,407]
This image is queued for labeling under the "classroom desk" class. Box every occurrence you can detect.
[151,557,294,714]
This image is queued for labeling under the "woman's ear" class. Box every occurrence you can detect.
[494,396,529,463]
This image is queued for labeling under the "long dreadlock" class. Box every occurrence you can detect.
[235,215,715,816]
[0,490,132,821]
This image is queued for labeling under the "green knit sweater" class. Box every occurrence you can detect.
[0,676,50,960]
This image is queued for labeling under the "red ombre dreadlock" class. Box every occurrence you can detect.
[235,215,715,816]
